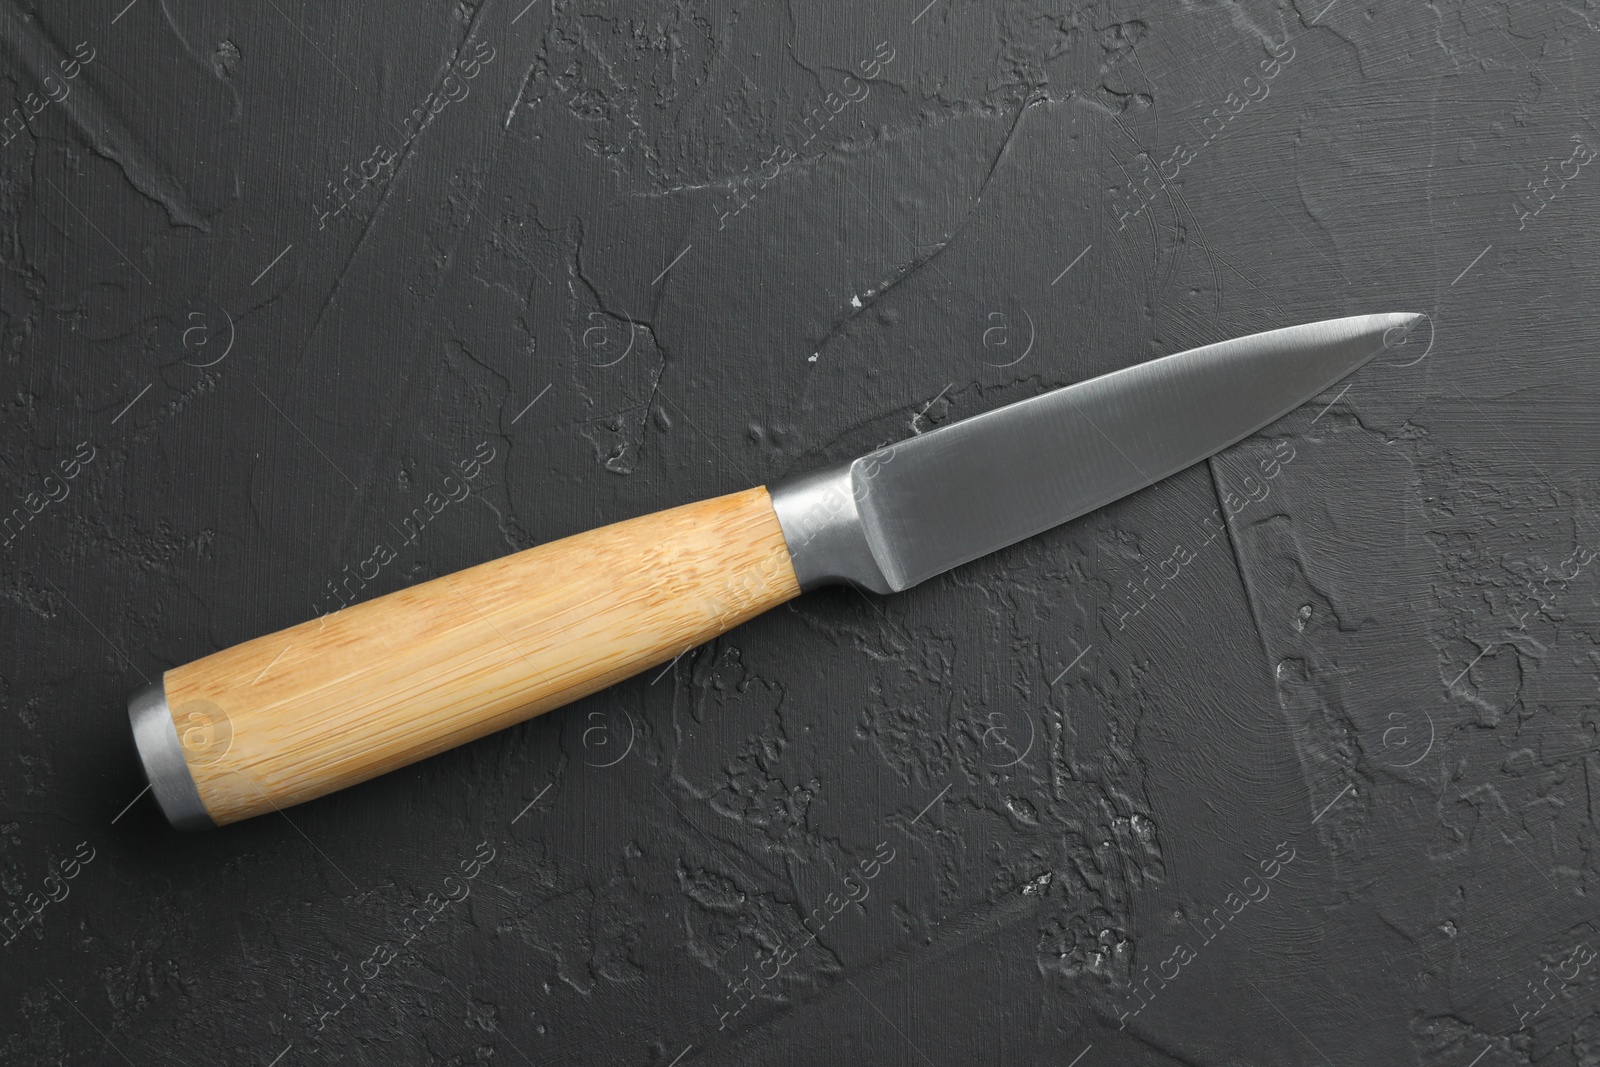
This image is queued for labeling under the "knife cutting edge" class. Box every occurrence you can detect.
[129,312,1419,829]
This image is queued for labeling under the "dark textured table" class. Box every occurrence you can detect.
[4,2,1597,1064]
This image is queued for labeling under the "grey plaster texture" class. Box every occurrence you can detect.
[2,1,1597,1065]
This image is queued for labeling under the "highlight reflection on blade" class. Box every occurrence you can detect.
[856,313,1419,591]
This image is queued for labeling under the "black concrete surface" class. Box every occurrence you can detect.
[3,1,1598,1064]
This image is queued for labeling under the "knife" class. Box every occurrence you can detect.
[128,312,1418,829]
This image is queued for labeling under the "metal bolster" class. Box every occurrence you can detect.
[128,681,217,831]
[768,462,896,594]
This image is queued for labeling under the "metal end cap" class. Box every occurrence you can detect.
[128,681,217,831]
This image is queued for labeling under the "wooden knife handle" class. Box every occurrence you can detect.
[134,487,800,827]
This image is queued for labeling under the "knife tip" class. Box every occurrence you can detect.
[1344,311,1427,365]
[1381,310,1428,349]
[1374,310,1424,329]
[1323,311,1424,339]
[1303,312,1429,378]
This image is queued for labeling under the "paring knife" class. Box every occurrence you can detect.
[128,313,1419,829]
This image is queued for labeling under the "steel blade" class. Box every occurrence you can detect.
[771,313,1419,593]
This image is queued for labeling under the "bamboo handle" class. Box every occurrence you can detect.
[140,487,800,827]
